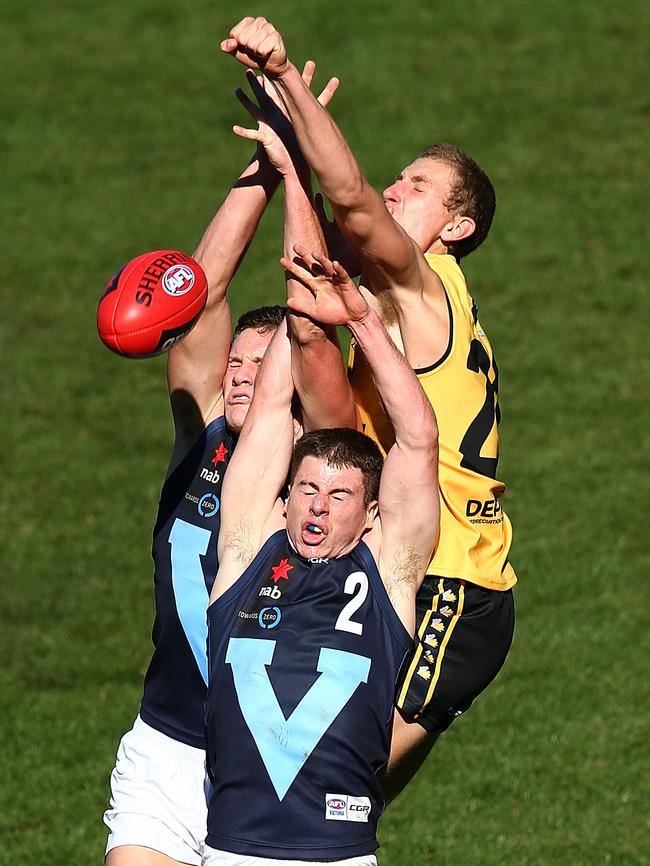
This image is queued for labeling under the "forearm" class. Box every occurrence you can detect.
[283,169,326,341]
[272,64,368,210]
[193,152,280,304]
[348,310,436,449]
[230,321,294,512]
[284,174,356,431]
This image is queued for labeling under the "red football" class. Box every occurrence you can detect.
[97,250,208,358]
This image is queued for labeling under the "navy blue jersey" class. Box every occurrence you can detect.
[205,530,412,860]
[140,416,236,748]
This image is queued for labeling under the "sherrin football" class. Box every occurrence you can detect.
[97,250,208,358]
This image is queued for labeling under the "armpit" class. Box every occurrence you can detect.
[222,517,258,571]
[383,545,426,602]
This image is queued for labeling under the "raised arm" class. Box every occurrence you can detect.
[212,320,294,603]
[284,175,358,430]
[220,17,422,296]
[233,68,356,432]
[167,148,280,446]
[281,251,439,634]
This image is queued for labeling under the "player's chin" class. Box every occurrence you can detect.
[296,540,329,560]
[224,403,249,434]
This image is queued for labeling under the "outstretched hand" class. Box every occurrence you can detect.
[233,64,339,175]
[281,247,369,328]
[221,16,289,77]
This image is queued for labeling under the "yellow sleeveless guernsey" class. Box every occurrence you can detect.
[348,253,516,591]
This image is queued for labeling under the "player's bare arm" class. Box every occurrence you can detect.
[282,251,439,633]
[348,310,439,634]
[283,183,358,432]
[167,148,280,448]
[212,320,293,603]
[221,17,426,298]
[233,64,356,431]
[168,53,342,453]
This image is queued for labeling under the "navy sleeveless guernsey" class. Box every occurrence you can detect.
[205,529,412,860]
[140,416,235,748]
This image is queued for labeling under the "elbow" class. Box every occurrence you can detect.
[324,172,369,212]
[407,403,439,453]
[289,315,329,348]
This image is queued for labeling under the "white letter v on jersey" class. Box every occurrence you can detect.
[226,637,371,800]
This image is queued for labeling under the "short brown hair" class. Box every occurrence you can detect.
[290,428,383,505]
[232,305,286,341]
[420,143,496,260]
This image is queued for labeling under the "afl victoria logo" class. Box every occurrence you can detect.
[162,264,195,296]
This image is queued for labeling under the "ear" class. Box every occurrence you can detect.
[440,215,475,245]
[364,500,379,529]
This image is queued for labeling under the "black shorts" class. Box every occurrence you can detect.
[395,576,515,733]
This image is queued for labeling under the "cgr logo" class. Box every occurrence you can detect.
[162,264,195,296]
[258,607,281,629]
[198,493,219,518]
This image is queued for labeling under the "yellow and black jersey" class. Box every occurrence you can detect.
[348,253,516,591]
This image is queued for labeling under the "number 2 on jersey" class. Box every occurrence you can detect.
[459,339,500,479]
[335,571,368,635]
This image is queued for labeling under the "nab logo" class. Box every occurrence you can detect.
[259,585,282,600]
[258,607,281,629]
[162,265,195,296]
[198,493,219,518]
[200,467,220,484]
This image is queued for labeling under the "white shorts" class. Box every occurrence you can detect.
[202,847,377,866]
[104,715,211,865]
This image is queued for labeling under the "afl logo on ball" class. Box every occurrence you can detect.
[162,264,195,296]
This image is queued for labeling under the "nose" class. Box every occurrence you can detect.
[310,494,329,516]
[232,361,254,385]
[383,181,401,203]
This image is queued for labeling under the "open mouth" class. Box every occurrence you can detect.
[301,521,327,546]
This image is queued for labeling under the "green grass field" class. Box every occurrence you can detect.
[2,1,649,863]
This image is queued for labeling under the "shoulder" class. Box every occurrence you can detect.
[422,252,469,301]
[166,412,229,479]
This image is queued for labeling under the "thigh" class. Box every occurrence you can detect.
[106,845,189,866]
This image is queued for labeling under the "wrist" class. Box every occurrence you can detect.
[239,150,282,192]
[346,305,375,339]
[271,59,300,87]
